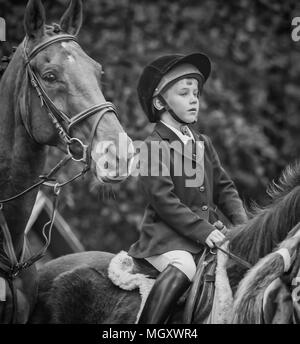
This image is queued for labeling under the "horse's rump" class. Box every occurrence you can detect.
[29,251,141,324]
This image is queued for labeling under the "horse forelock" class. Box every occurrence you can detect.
[45,23,63,36]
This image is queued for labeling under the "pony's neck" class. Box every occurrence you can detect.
[229,206,296,265]
[0,45,46,257]
[227,186,300,289]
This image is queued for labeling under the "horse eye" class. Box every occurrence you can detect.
[43,72,56,82]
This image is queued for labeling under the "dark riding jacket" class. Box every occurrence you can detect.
[128,122,247,259]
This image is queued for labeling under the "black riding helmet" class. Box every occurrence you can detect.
[137,53,211,123]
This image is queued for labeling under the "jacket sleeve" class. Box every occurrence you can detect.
[139,140,215,245]
[204,135,248,225]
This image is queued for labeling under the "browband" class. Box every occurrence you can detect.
[24,34,78,63]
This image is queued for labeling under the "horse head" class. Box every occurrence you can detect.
[21,0,134,183]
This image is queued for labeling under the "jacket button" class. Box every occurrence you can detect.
[199,186,205,192]
[202,205,208,211]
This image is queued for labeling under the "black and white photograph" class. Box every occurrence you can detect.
[0,0,299,333]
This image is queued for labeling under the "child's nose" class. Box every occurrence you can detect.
[190,95,198,103]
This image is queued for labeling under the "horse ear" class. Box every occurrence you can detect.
[24,0,45,39]
[60,0,83,36]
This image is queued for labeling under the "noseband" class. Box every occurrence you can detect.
[22,34,118,166]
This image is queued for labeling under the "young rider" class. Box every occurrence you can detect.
[128,53,248,324]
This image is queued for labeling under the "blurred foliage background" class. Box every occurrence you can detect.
[0,0,299,254]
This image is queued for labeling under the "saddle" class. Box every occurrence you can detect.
[183,249,217,323]
[132,248,217,324]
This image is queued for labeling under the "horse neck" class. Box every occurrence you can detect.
[0,45,47,258]
[229,194,300,266]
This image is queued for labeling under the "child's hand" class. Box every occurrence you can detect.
[205,230,226,248]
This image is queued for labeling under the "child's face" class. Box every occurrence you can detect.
[163,78,200,123]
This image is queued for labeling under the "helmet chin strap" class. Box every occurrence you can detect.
[157,94,195,125]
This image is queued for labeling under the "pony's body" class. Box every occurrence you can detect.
[30,162,300,324]
[0,0,133,323]
[30,251,140,324]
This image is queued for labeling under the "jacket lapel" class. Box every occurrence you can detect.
[189,126,205,166]
[154,121,180,143]
[155,122,204,165]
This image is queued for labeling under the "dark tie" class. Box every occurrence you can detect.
[180,126,197,168]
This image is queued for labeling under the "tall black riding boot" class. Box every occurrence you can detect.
[138,264,191,324]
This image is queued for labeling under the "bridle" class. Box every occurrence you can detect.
[22,33,118,166]
[0,34,119,322]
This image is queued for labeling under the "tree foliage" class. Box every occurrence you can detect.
[0,0,299,252]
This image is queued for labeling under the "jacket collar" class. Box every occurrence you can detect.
[154,121,202,142]
[153,121,204,164]
[154,121,182,142]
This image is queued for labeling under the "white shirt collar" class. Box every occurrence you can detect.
[160,120,195,144]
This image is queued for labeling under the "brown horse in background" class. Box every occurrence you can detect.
[29,161,300,323]
[0,0,133,323]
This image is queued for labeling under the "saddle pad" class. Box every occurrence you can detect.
[107,251,155,323]
[183,242,234,324]
[0,277,6,301]
[207,244,234,323]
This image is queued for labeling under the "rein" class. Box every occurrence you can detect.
[212,244,252,270]
[0,33,119,322]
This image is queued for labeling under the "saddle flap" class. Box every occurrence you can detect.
[182,249,217,323]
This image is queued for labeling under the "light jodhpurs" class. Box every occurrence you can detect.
[145,250,196,281]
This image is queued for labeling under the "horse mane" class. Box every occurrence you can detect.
[232,222,300,323]
[228,160,300,266]
[267,161,300,200]
[0,51,15,79]
[232,253,284,323]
